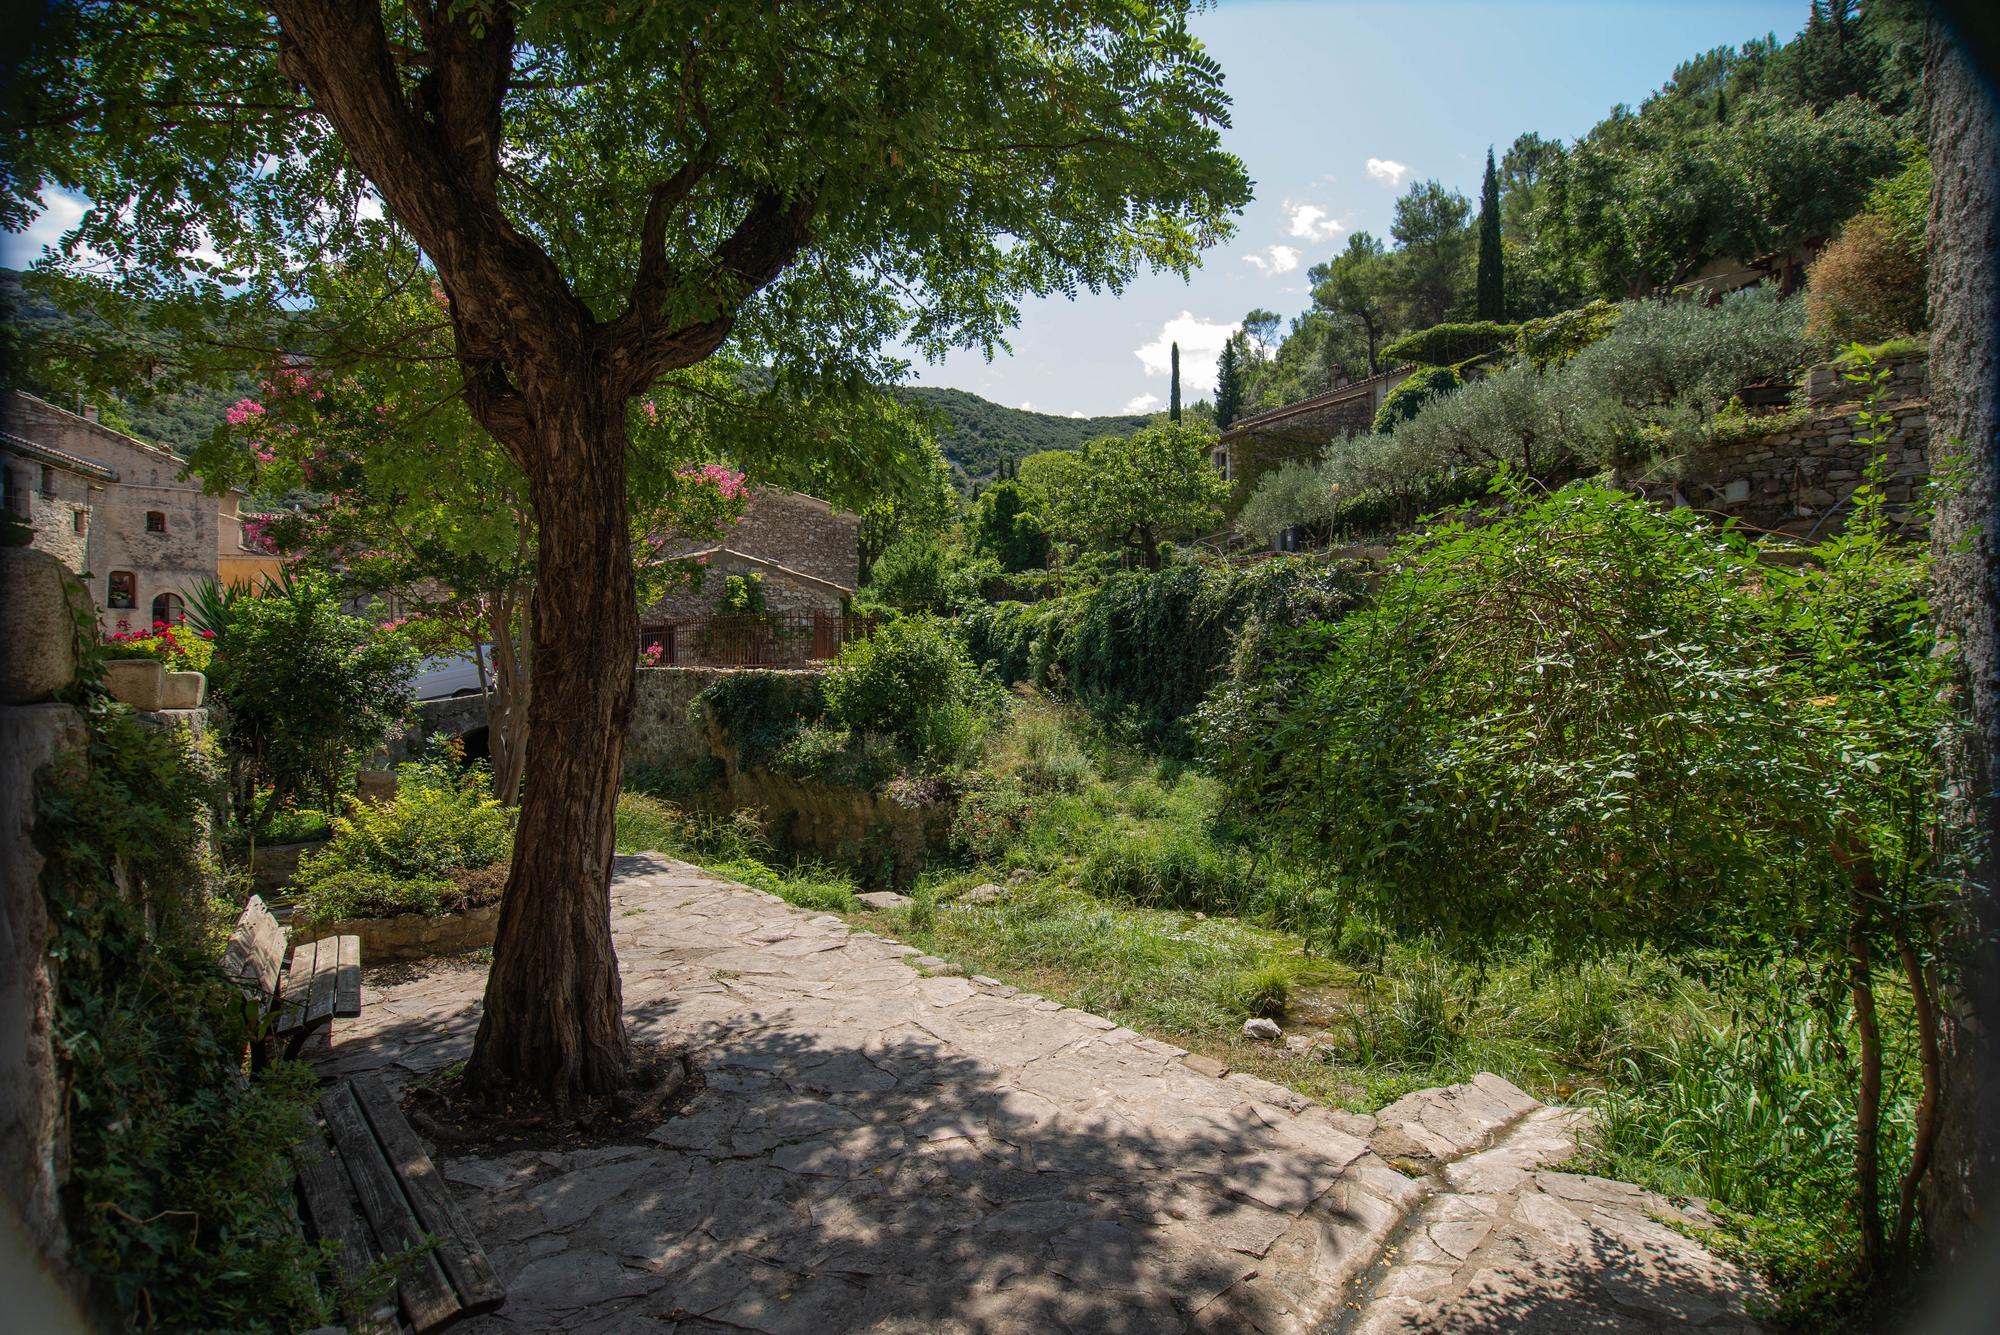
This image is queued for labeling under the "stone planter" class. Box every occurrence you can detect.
[103,658,165,710]
[161,669,206,709]
[322,901,502,963]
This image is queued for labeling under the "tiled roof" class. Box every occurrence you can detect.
[0,429,118,481]
[676,545,856,594]
[1220,365,1413,440]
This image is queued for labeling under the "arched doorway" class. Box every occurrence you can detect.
[151,591,185,627]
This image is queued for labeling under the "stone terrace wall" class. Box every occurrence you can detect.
[626,665,826,774]
[1635,352,1930,538]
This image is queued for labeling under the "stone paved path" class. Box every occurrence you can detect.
[318,855,1765,1334]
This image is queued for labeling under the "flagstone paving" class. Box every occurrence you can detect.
[317,854,1766,1333]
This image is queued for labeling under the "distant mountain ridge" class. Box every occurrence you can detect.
[893,386,1148,484]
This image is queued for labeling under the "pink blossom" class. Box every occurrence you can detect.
[643,400,659,422]
[225,398,266,426]
[254,447,275,462]
[676,463,747,500]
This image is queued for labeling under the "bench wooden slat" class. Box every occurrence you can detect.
[277,936,319,1034]
[293,1137,399,1335]
[303,938,342,1029]
[333,934,363,1018]
[352,1075,506,1315]
[222,895,285,1005]
[320,1083,461,1333]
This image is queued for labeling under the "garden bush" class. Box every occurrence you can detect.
[1371,363,1460,433]
[1380,320,1519,367]
[37,698,329,1331]
[292,868,454,926]
[291,746,512,907]
[1806,145,1930,347]
[104,619,216,673]
[1514,299,1623,368]
[822,614,992,766]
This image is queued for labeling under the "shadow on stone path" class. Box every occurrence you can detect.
[315,854,1763,1334]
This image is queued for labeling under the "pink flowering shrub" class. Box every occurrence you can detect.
[224,399,265,426]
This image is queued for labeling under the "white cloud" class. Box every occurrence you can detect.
[1,189,87,268]
[1125,393,1162,413]
[1286,203,1343,242]
[1366,157,1409,187]
[1242,244,1301,277]
[1069,410,1085,418]
[1018,400,1035,411]
[1134,311,1239,379]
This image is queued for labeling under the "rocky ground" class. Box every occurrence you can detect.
[316,854,1766,1333]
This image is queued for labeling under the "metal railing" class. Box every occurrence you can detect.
[640,611,873,669]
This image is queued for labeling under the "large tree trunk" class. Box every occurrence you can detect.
[464,383,636,1102]
[1924,13,2000,1265]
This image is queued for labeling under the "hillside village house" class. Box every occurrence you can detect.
[1,391,280,634]
[640,487,861,666]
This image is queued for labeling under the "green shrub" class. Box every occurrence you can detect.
[292,749,512,895]
[104,623,216,674]
[859,532,995,614]
[696,670,825,770]
[1380,320,1519,367]
[1514,300,1623,368]
[1077,822,1254,916]
[38,700,330,1331]
[293,868,451,926]
[1371,364,1461,433]
[822,614,990,765]
[949,777,1041,863]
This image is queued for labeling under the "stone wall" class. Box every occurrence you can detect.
[626,665,823,773]
[322,901,500,963]
[380,693,493,767]
[1,455,93,572]
[1217,369,1411,515]
[1641,353,1930,537]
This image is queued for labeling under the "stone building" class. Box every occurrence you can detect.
[640,487,861,665]
[1,391,262,633]
[1214,367,1411,513]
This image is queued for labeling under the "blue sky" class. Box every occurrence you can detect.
[5,1,1811,416]
[910,0,1812,417]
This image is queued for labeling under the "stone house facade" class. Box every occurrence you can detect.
[1215,367,1411,513]
[640,488,861,665]
[1,391,259,634]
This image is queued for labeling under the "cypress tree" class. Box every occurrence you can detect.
[1170,341,1182,423]
[1215,339,1242,429]
[1476,147,1504,321]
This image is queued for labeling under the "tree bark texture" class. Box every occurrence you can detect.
[466,386,636,1100]
[1924,13,2000,1264]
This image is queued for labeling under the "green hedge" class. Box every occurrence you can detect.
[962,559,1366,756]
[1372,364,1463,433]
[1380,320,1520,367]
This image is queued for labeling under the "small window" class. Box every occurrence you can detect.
[72,509,84,534]
[145,510,167,533]
[151,592,185,626]
[107,570,136,609]
[40,465,55,497]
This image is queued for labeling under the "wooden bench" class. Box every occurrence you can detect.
[295,1075,505,1333]
[222,895,362,1065]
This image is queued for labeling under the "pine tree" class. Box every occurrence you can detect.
[1170,341,1182,423]
[1215,339,1242,429]
[1476,147,1505,321]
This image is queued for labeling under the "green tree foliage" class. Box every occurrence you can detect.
[969,479,1049,573]
[1378,320,1519,367]
[822,614,989,764]
[1804,144,1931,344]
[1170,340,1182,424]
[1476,148,1505,320]
[1042,422,1229,569]
[1390,180,1475,327]
[1309,232,1402,376]
[891,386,1149,486]
[1214,338,1244,429]
[207,571,416,824]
